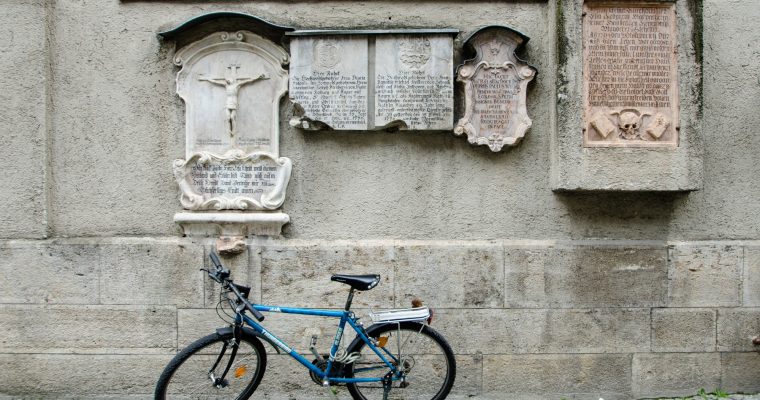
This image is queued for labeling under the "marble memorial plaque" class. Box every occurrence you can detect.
[173,151,291,211]
[288,30,457,131]
[374,35,453,130]
[173,31,292,211]
[583,2,679,147]
[455,27,537,151]
[289,36,369,130]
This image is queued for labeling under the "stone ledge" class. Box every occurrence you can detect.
[174,211,290,237]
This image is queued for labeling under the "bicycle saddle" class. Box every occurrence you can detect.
[330,274,380,291]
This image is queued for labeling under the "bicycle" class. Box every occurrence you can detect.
[154,251,456,399]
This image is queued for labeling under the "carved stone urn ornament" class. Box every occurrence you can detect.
[160,15,295,252]
[455,26,537,152]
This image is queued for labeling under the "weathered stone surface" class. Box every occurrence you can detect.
[505,245,667,308]
[668,245,742,307]
[632,353,721,399]
[260,244,395,308]
[0,0,48,239]
[0,241,99,304]
[434,308,650,355]
[721,352,760,394]
[395,244,503,308]
[100,241,204,307]
[0,354,170,396]
[483,354,631,397]
[744,247,760,306]
[0,305,176,351]
[717,308,760,351]
[652,308,716,352]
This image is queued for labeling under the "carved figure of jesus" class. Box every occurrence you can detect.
[199,64,269,138]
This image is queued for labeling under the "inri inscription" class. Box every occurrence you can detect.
[583,2,679,147]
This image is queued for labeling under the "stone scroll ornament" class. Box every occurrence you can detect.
[455,26,537,152]
[172,30,292,211]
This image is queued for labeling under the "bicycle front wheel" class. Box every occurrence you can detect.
[155,329,267,400]
[345,321,456,400]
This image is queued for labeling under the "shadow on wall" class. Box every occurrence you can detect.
[553,191,690,241]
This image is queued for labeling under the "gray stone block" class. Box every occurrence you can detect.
[482,353,631,397]
[717,308,760,351]
[433,308,650,355]
[744,247,760,306]
[0,305,176,351]
[668,245,742,307]
[505,245,667,308]
[0,353,169,396]
[0,241,99,304]
[632,353,721,399]
[395,244,504,308]
[203,245,256,308]
[100,241,204,307]
[652,308,717,352]
[260,244,395,308]
[721,352,760,394]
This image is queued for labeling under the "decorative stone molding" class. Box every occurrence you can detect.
[162,19,295,245]
[454,26,537,152]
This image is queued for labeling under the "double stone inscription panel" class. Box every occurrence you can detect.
[289,30,456,131]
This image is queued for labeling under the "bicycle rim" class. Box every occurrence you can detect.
[155,332,266,400]
[346,322,456,400]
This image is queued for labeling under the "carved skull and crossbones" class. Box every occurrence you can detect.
[611,110,650,140]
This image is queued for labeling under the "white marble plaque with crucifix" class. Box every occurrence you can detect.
[172,31,292,213]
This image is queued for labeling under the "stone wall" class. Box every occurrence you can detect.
[2,0,760,399]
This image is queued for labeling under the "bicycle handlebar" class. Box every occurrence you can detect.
[205,251,265,322]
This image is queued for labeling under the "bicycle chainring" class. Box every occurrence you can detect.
[309,355,346,386]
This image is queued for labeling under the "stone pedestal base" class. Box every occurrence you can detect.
[174,212,289,254]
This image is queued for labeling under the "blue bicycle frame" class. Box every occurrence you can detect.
[237,304,401,384]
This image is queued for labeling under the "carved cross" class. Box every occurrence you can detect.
[199,64,269,140]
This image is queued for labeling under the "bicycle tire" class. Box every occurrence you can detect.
[155,330,267,400]
[345,321,456,400]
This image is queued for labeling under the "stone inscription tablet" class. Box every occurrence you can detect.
[288,30,457,131]
[173,152,292,211]
[289,36,368,130]
[454,27,536,151]
[583,2,679,147]
[374,35,453,130]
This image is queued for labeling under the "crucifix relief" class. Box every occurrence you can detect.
[198,64,269,140]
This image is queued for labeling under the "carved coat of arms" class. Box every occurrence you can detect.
[454,26,537,152]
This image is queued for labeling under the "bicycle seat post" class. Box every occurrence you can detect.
[344,288,355,311]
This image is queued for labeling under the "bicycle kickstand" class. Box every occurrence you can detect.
[382,372,393,400]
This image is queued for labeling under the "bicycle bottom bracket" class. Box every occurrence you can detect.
[309,355,346,386]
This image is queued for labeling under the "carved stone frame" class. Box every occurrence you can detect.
[553,0,703,191]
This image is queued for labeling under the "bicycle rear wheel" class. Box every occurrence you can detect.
[345,321,456,400]
[155,330,267,400]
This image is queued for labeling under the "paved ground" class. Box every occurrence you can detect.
[642,395,760,400]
